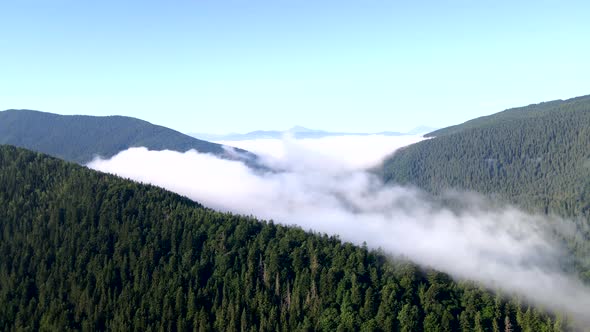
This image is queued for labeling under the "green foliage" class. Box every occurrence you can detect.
[425,95,590,139]
[0,145,564,330]
[0,109,255,164]
[379,95,590,278]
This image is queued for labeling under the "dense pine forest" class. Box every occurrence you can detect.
[0,145,573,331]
[379,95,590,282]
[381,95,590,216]
[0,109,256,164]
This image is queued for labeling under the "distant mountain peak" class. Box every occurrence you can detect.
[287,126,323,134]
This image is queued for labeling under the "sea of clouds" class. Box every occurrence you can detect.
[88,134,590,322]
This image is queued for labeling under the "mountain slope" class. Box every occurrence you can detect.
[381,95,590,217]
[0,109,256,164]
[0,145,562,331]
[379,95,590,281]
[425,95,590,138]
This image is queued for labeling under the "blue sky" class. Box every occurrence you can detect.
[1,0,589,134]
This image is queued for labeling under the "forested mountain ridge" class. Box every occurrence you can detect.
[380,95,590,218]
[0,109,257,164]
[378,95,590,283]
[0,145,569,331]
[425,95,590,138]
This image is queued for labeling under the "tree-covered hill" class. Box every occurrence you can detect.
[0,145,567,331]
[0,109,257,164]
[424,95,590,139]
[380,95,590,218]
[378,95,590,283]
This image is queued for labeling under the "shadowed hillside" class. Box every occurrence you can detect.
[0,109,257,164]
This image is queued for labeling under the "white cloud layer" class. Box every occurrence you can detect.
[217,134,425,171]
[87,135,590,323]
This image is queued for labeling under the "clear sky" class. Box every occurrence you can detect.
[1,0,589,134]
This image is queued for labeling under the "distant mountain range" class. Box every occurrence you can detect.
[0,109,258,165]
[189,125,437,141]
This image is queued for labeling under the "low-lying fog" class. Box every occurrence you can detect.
[88,134,590,322]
